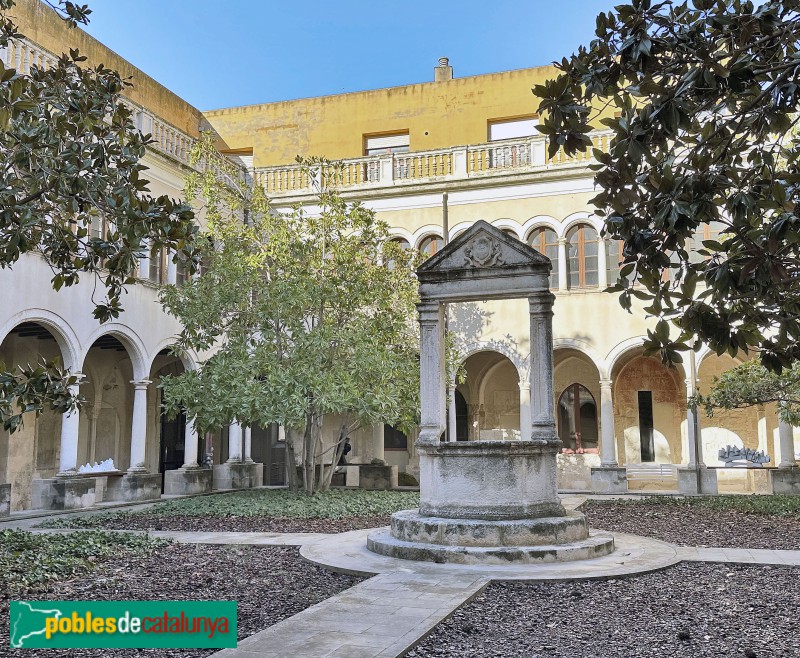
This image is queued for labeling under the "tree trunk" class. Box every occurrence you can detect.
[284,426,301,492]
[303,413,315,495]
[322,422,348,491]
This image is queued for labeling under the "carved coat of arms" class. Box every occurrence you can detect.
[463,235,505,268]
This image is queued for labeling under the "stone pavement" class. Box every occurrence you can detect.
[213,571,487,658]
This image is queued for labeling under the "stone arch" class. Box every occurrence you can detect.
[81,323,148,381]
[149,339,198,373]
[458,340,526,378]
[459,349,521,441]
[521,215,561,240]
[553,338,606,379]
[561,211,604,237]
[412,225,445,251]
[490,218,523,239]
[387,227,414,246]
[0,309,80,369]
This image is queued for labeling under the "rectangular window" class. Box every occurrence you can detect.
[149,248,164,284]
[488,116,539,141]
[638,391,655,462]
[364,133,410,156]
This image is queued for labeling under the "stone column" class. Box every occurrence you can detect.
[557,238,568,291]
[182,417,199,468]
[448,383,457,442]
[372,423,385,461]
[528,293,557,443]
[778,418,797,468]
[227,421,243,462]
[417,301,446,444]
[597,237,608,289]
[678,367,718,494]
[128,380,151,473]
[243,426,253,463]
[57,377,83,475]
[518,380,531,442]
[684,376,703,468]
[599,379,617,467]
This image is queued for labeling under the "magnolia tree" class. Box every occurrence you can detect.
[160,136,420,493]
[0,0,198,431]
[535,0,800,371]
[697,360,800,426]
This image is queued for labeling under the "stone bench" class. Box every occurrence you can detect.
[626,463,678,484]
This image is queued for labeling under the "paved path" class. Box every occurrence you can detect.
[677,545,800,566]
[214,571,487,658]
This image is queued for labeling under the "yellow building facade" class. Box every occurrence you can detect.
[1,0,797,512]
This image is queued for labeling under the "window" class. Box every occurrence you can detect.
[527,227,559,289]
[384,424,408,450]
[605,238,623,286]
[557,384,598,453]
[688,220,725,264]
[364,133,410,156]
[175,253,189,286]
[149,248,165,284]
[566,224,599,289]
[386,237,411,270]
[488,116,539,141]
[418,234,443,258]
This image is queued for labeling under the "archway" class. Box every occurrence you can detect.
[0,322,67,510]
[457,351,520,440]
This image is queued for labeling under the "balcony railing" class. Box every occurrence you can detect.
[1,37,198,169]
[255,132,614,196]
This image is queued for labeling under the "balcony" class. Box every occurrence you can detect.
[255,132,613,198]
[2,37,197,169]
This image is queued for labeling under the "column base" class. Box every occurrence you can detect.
[164,467,213,496]
[358,464,398,491]
[0,483,10,517]
[213,462,263,491]
[677,466,718,495]
[590,466,628,494]
[107,472,161,503]
[770,467,800,494]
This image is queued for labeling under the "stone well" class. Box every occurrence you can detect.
[367,221,614,564]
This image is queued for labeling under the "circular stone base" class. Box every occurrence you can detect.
[367,527,615,565]
[391,509,589,547]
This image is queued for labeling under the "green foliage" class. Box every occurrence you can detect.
[693,359,800,425]
[536,0,800,371]
[41,489,421,526]
[160,136,421,493]
[0,529,168,595]
[586,494,800,518]
[0,358,84,432]
[0,0,198,431]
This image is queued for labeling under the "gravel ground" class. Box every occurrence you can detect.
[49,513,392,534]
[0,542,363,657]
[412,563,800,658]
[582,502,800,550]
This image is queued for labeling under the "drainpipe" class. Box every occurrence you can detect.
[443,192,452,442]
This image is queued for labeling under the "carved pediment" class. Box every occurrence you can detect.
[417,220,551,275]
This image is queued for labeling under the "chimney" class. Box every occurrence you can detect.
[434,57,453,82]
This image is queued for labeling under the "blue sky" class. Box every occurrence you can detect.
[77,0,615,110]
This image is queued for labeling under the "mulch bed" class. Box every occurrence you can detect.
[0,542,363,657]
[60,513,392,534]
[411,563,800,658]
[582,502,800,550]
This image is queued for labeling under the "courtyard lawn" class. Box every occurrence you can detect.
[412,562,800,658]
[0,530,362,658]
[582,495,800,550]
[39,489,421,534]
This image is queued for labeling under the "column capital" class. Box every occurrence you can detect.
[130,379,152,390]
[599,378,613,389]
[417,300,442,320]
[518,380,531,391]
[557,237,567,246]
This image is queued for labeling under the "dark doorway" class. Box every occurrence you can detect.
[159,406,186,491]
[455,390,469,441]
[638,390,655,462]
[251,423,286,486]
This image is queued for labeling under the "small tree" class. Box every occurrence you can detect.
[0,0,198,430]
[696,360,800,426]
[160,136,420,493]
[535,0,800,371]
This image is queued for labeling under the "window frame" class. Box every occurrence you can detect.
[565,223,600,289]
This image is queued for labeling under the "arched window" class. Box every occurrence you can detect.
[500,228,518,239]
[527,227,559,289]
[418,234,443,258]
[386,237,411,270]
[565,224,599,289]
[557,383,598,453]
